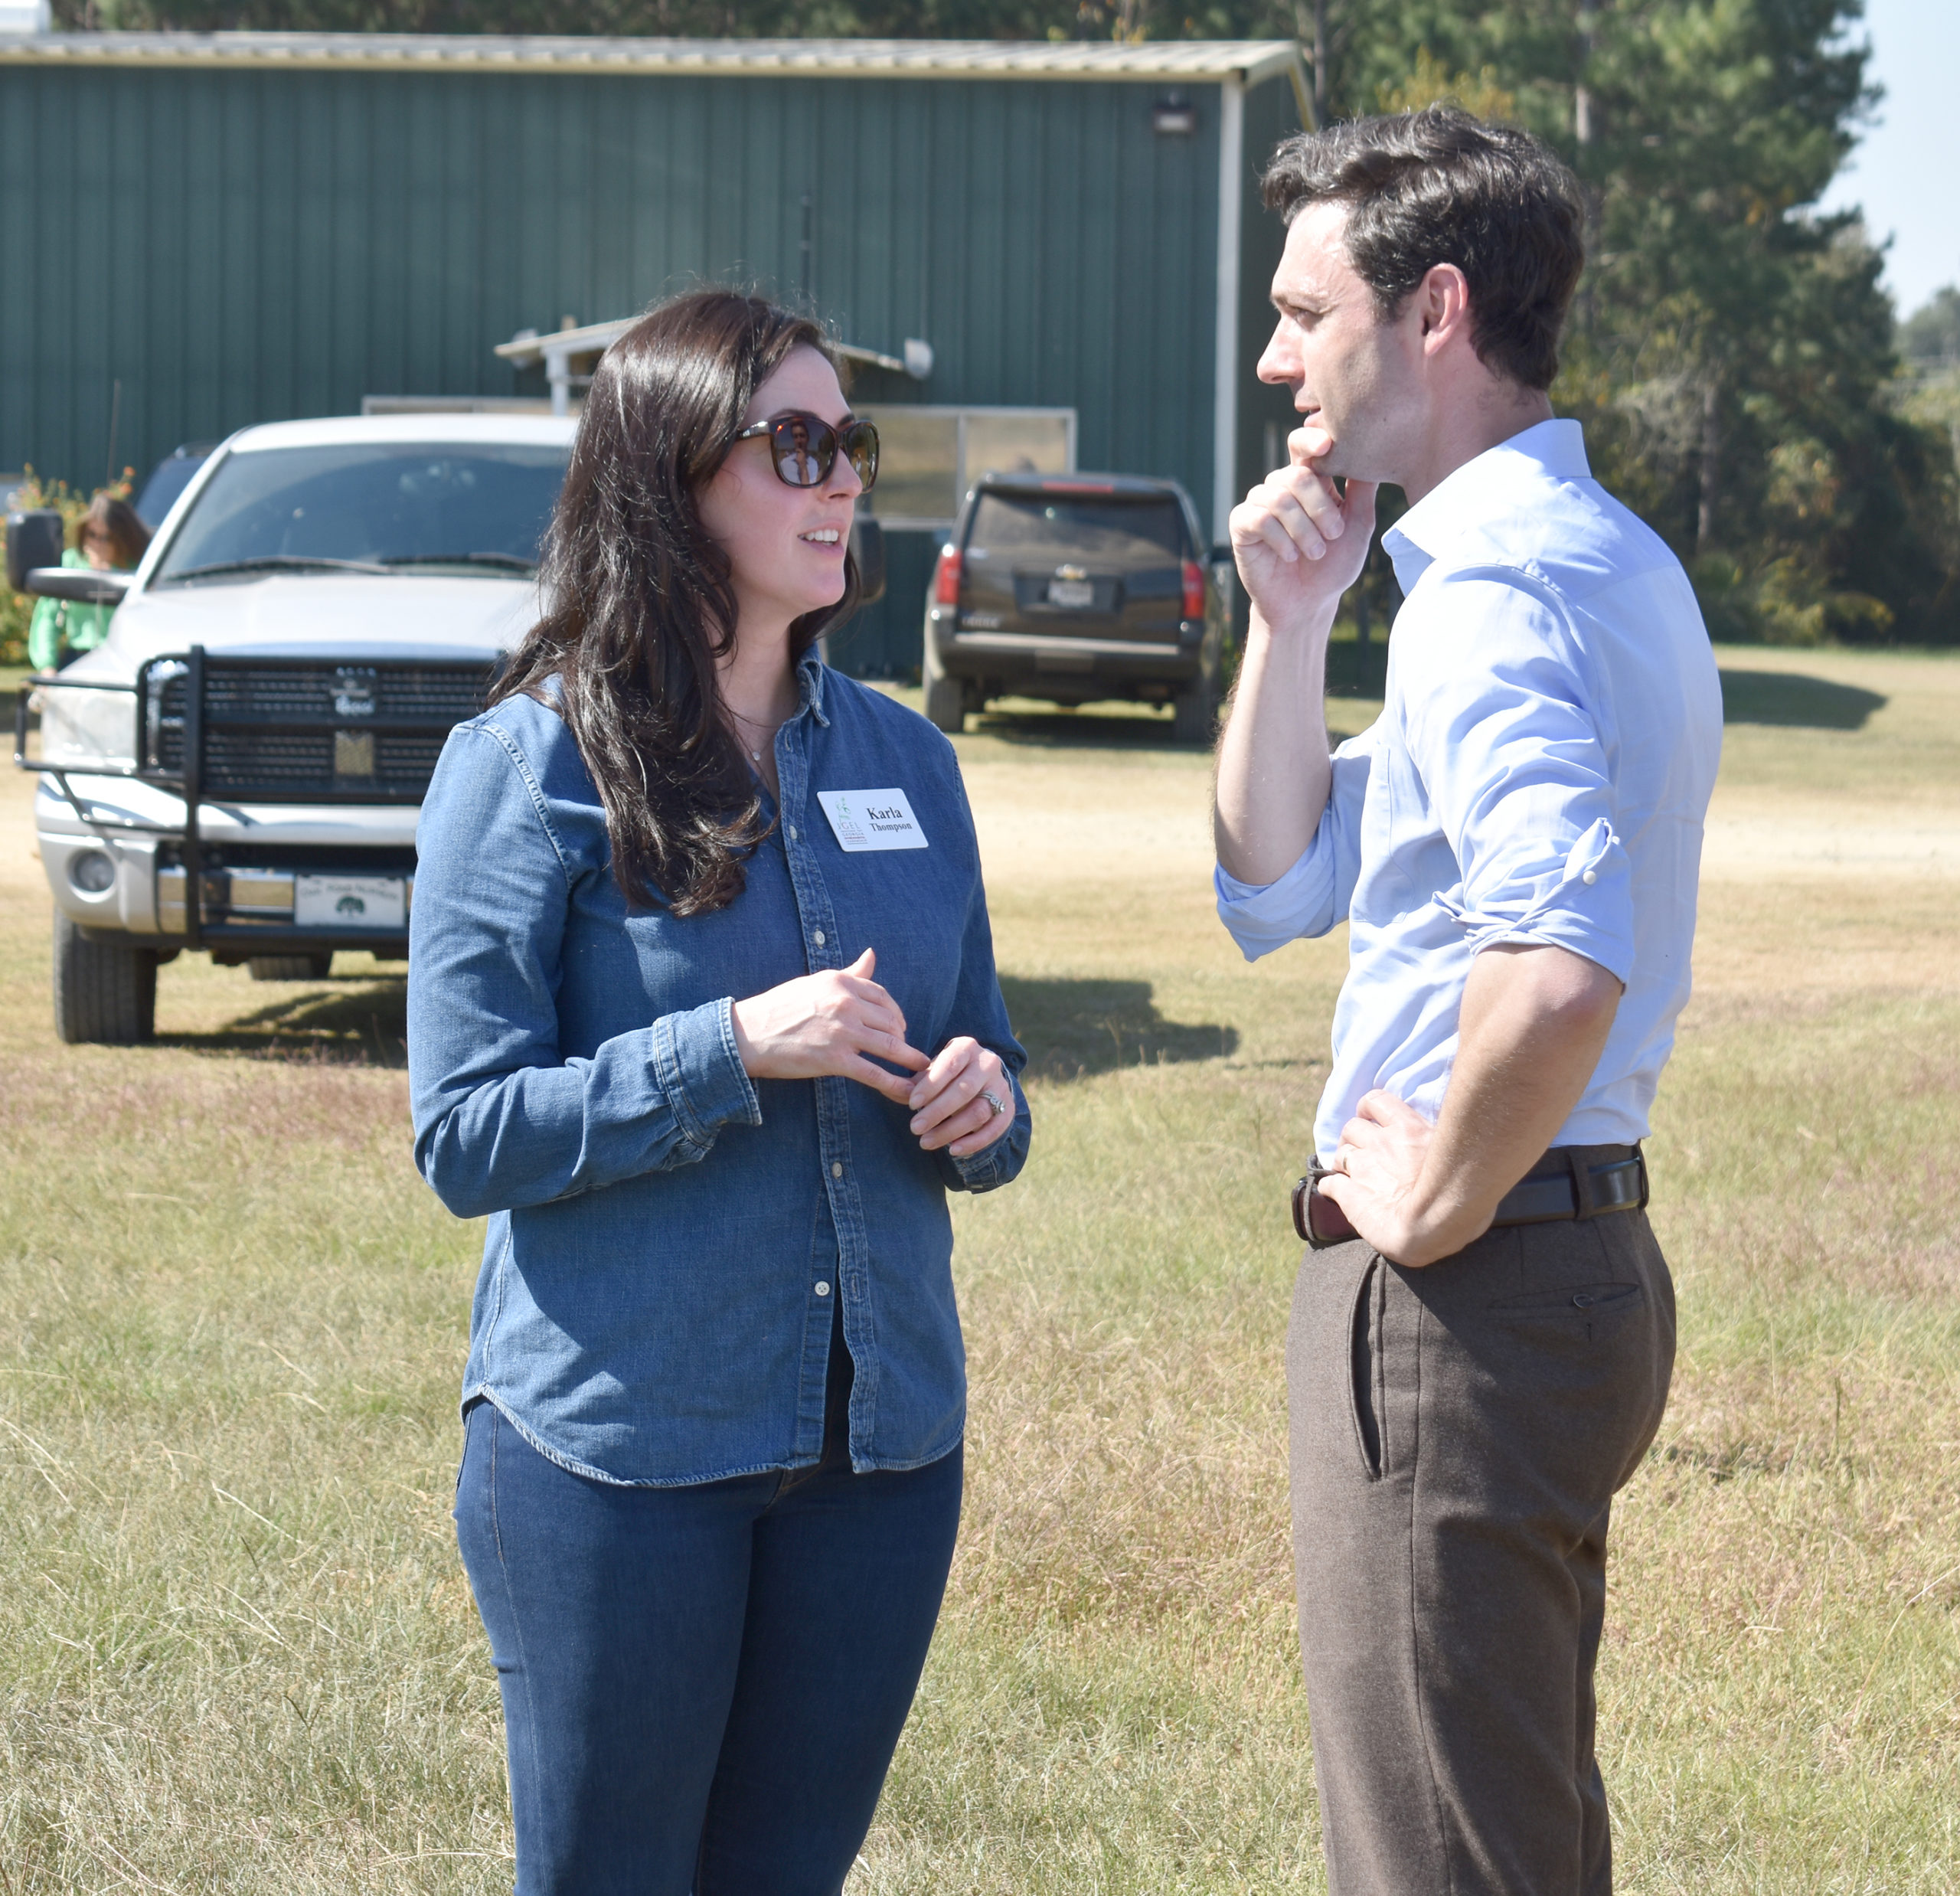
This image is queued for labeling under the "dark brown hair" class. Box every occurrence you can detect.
[492,289,861,915]
[82,492,152,568]
[1260,105,1585,391]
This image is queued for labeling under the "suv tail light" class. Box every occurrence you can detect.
[1182,559,1206,619]
[933,544,963,606]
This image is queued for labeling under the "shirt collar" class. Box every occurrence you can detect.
[795,648,831,728]
[1381,417,1590,594]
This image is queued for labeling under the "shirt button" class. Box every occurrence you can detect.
[813,928,826,946]
[1582,869,1599,885]
[831,1161,843,1178]
[815,1280,831,1296]
[787,824,797,842]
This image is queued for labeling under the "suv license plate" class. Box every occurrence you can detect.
[1047,577,1095,608]
[294,874,407,929]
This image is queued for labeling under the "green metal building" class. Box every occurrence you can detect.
[0,31,1307,672]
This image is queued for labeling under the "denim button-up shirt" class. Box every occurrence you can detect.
[408,653,1030,1487]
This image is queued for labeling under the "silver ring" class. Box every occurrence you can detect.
[979,1088,1008,1119]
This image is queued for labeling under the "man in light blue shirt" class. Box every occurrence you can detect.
[1213,108,1720,1896]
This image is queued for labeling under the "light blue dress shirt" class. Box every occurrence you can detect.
[1217,419,1723,1160]
[409,653,1030,1487]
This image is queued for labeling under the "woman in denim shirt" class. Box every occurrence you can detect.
[409,292,1031,1895]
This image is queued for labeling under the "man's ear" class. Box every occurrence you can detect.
[1416,263,1475,354]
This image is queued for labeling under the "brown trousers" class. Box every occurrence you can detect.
[1287,1208,1674,1896]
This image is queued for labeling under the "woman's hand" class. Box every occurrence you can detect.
[908,1037,1015,1158]
[730,948,928,1104]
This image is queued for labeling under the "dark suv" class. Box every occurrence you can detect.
[921,472,1227,743]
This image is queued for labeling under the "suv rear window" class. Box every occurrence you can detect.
[968,492,1187,564]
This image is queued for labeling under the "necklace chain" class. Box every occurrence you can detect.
[729,704,787,765]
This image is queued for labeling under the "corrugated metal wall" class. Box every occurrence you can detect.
[3,64,1215,489]
[1236,74,1307,511]
[2,57,1299,672]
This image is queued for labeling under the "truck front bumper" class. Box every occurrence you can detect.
[35,775,418,955]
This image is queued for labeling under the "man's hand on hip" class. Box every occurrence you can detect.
[1317,1091,1485,1267]
[1317,944,1625,1268]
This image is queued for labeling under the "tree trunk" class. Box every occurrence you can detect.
[1697,376,1722,553]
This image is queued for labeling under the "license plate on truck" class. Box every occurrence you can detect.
[1047,577,1095,608]
[294,874,407,929]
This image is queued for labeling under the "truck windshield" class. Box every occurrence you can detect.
[153,443,567,584]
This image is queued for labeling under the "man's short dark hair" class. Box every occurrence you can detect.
[1261,106,1585,391]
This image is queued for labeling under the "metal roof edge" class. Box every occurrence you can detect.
[0,31,1304,84]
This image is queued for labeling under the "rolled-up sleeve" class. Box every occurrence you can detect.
[1401,570,1635,983]
[1214,733,1374,959]
[408,722,761,1220]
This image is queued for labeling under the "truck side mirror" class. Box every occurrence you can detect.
[851,516,887,606]
[6,509,64,592]
[25,566,132,606]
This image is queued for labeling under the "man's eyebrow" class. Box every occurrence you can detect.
[1272,291,1326,316]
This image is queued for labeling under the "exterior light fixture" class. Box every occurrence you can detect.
[1152,93,1197,135]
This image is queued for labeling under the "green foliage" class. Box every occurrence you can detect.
[1356,0,1958,644]
[1900,286,1960,368]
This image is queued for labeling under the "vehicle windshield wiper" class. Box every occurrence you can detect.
[381,552,538,572]
[156,555,391,584]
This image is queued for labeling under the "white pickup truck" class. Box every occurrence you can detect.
[15,414,577,1044]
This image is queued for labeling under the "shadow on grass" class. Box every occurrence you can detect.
[1719,669,1886,730]
[160,976,408,1067]
[999,975,1237,1081]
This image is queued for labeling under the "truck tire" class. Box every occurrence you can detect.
[52,914,158,1045]
[922,633,966,735]
[1171,682,1218,747]
[248,954,334,982]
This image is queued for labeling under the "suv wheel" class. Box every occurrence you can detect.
[248,954,334,982]
[52,914,158,1045]
[1171,682,1218,747]
[923,636,966,735]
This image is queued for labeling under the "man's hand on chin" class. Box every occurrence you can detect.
[1315,1090,1494,1268]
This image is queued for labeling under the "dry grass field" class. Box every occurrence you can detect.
[1,643,1956,1892]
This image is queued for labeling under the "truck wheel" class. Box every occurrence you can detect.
[52,914,158,1046]
[921,629,969,735]
[247,954,333,982]
[1171,680,1220,747]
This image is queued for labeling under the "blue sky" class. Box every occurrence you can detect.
[1815,0,1958,319]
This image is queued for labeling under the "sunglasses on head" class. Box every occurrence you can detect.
[733,410,879,492]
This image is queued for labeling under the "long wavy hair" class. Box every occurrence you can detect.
[492,290,861,915]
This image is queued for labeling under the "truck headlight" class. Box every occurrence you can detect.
[37,678,139,772]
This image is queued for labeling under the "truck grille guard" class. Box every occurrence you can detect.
[15,646,494,949]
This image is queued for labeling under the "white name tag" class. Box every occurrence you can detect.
[815,788,929,853]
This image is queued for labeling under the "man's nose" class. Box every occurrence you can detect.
[1256,320,1300,387]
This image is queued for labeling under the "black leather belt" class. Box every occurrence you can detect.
[1292,1143,1648,1250]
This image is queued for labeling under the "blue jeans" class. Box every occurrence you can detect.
[454,1361,962,1894]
